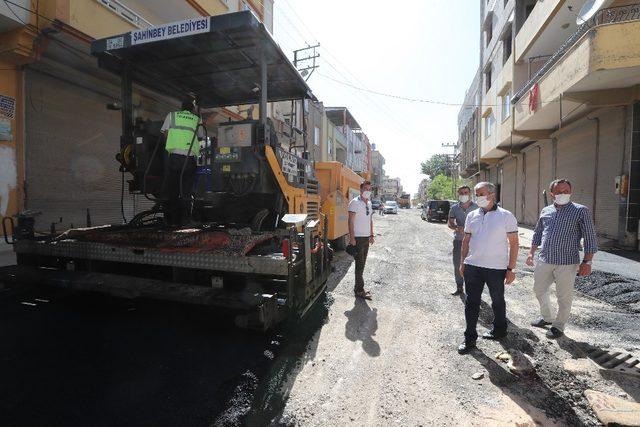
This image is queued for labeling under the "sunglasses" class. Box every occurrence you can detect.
[366,206,370,215]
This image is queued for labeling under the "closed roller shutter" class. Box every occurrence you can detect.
[556,119,596,211]
[501,156,517,215]
[524,147,540,226]
[539,142,553,208]
[594,108,625,238]
[515,155,524,222]
[25,68,163,232]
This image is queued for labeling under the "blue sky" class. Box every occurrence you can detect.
[272,0,481,194]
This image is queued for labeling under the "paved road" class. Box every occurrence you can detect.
[1,209,638,426]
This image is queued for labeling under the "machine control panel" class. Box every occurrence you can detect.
[214,147,241,162]
[218,123,253,147]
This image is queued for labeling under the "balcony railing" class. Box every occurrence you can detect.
[513,4,640,102]
[97,0,152,28]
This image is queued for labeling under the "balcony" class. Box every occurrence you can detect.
[513,5,640,133]
[479,56,528,158]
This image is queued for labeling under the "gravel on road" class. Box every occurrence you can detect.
[1,209,638,426]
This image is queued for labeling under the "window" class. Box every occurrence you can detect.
[314,126,320,146]
[327,137,333,156]
[502,27,512,64]
[484,67,492,93]
[502,92,511,122]
[485,113,495,138]
[484,15,493,47]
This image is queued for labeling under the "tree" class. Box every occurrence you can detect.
[427,174,456,200]
[420,154,452,178]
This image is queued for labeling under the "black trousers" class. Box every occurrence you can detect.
[463,264,507,343]
[160,153,196,226]
[354,237,370,293]
[452,240,463,289]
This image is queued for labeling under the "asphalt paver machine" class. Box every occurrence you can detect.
[2,11,331,329]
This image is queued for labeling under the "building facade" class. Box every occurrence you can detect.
[371,147,386,197]
[325,107,372,178]
[459,0,640,249]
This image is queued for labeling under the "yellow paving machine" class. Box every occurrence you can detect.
[2,12,333,329]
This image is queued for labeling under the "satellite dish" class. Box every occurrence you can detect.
[576,0,607,25]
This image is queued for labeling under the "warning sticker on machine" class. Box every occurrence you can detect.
[131,17,210,46]
[279,150,298,182]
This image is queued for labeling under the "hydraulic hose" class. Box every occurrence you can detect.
[142,134,165,201]
[179,122,208,199]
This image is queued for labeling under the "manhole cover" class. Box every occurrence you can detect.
[587,348,640,377]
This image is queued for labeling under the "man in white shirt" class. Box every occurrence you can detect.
[348,181,375,300]
[457,182,519,354]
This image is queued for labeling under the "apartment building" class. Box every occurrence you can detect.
[325,107,371,177]
[371,147,386,197]
[0,0,273,233]
[458,70,481,179]
[460,0,640,249]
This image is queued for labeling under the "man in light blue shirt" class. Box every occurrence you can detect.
[526,179,598,339]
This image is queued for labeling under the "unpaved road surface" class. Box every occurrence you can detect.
[1,209,639,426]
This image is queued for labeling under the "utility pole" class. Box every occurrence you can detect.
[293,44,320,81]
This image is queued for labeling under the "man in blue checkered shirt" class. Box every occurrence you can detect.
[526,179,598,338]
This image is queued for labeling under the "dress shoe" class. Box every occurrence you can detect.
[482,330,507,340]
[457,341,477,354]
[546,327,563,339]
[451,288,463,296]
[530,318,552,328]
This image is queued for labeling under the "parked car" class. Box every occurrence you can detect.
[371,199,383,211]
[421,200,451,222]
[383,201,399,214]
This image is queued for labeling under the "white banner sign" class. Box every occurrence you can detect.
[131,17,210,46]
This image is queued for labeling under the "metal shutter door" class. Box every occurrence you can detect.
[25,70,156,232]
[556,120,596,210]
[524,148,540,226]
[515,155,524,222]
[539,142,553,208]
[501,156,517,215]
[595,108,625,238]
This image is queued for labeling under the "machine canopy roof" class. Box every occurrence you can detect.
[91,11,315,108]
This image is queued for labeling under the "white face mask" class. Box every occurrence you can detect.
[476,196,491,209]
[554,193,571,205]
[459,195,470,203]
[362,191,372,200]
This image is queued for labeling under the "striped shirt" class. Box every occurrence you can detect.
[532,202,598,265]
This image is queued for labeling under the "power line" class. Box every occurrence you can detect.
[318,72,501,107]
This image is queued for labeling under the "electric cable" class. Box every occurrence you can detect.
[120,170,127,224]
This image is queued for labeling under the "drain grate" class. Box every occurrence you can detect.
[586,348,640,377]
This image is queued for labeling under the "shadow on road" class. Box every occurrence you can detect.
[344,298,380,357]
[468,298,540,354]
[471,350,582,425]
[0,285,332,427]
[326,251,354,293]
[244,293,332,425]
